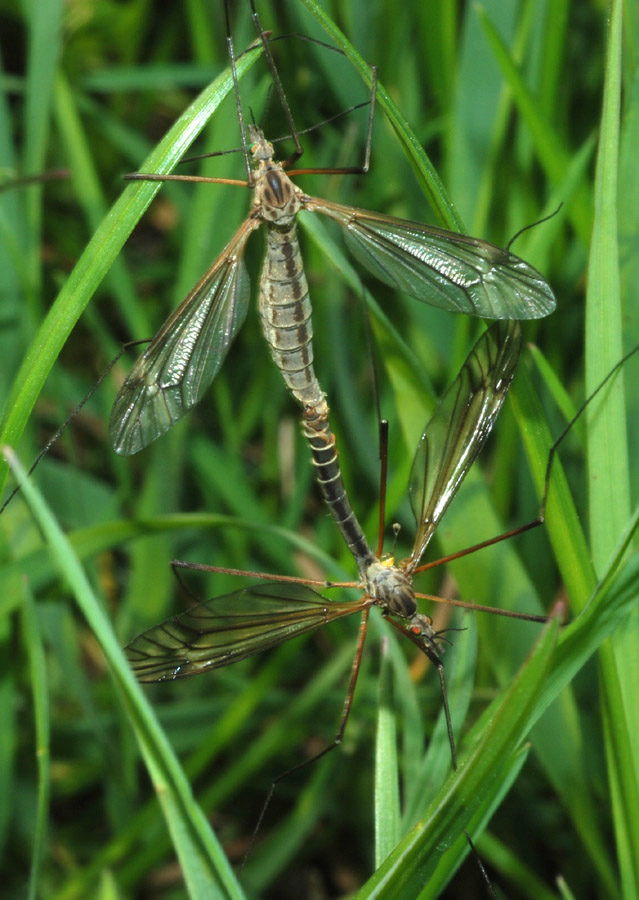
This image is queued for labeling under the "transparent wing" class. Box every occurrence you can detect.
[406,320,522,568]
[125,582,362,682]
[109,217,260,455]
[305,198,555,319]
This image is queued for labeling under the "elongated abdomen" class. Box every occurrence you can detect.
[259,222,375,571]
[303,404,375,572]
[259,224,323,409]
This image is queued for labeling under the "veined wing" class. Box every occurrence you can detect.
[126,582,363,682]
[109,217,260,456]
[406,320,522,569]
[305,198,555,319]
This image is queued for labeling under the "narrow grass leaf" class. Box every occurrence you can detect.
[585,3,639,896]
[21,585,51,900]
[354,610,561,898]
[0,49,260,496]
[375,637,401,866]
[298,0,465,231]
[478,6,592,244]
[4,448,245,900]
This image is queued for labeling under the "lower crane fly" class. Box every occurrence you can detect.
[125,321,547,776]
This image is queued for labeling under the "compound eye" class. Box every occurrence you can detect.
[410,614,433,636]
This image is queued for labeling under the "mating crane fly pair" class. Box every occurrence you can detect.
[107,17,560,899]
[117,33,556,775]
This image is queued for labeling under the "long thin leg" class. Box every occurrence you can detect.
[377,421,389,559]
[286,67,378,177]
[385,617,498,898]
[240,607,371,870]
[170,558,549,622]
[245,23,378,175]
[412,342,639,578]
[179,99,374,167]
[189,8,378,178]
[225,0,252,181]
[248,0,303,165]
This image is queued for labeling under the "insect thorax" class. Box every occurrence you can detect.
[254,163,302,226]
[365,559,416,618]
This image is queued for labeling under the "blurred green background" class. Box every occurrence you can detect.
[1,0,638,898]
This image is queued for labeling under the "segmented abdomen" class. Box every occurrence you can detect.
[259,224,323,409]
[303,405,375,573]
[259,223,374,572]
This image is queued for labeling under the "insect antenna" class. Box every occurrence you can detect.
[505,202,563,252]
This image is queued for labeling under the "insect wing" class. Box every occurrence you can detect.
[305,198,555,319]
[126,582,359,682]
[407,320,522,568]
[109,219,259,455]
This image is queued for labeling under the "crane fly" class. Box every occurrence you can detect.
[110,90,556,459]
[125,321,546,771]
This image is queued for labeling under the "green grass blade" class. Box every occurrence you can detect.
[479,6,592,244]
[355,610,561,898]
[0,49,260,496]
[4,447,246,900]
[585,4,639,897]
[23,0,64,305]
[375,637,401,866]
[21,584,51,900]
[298,0,465,231]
